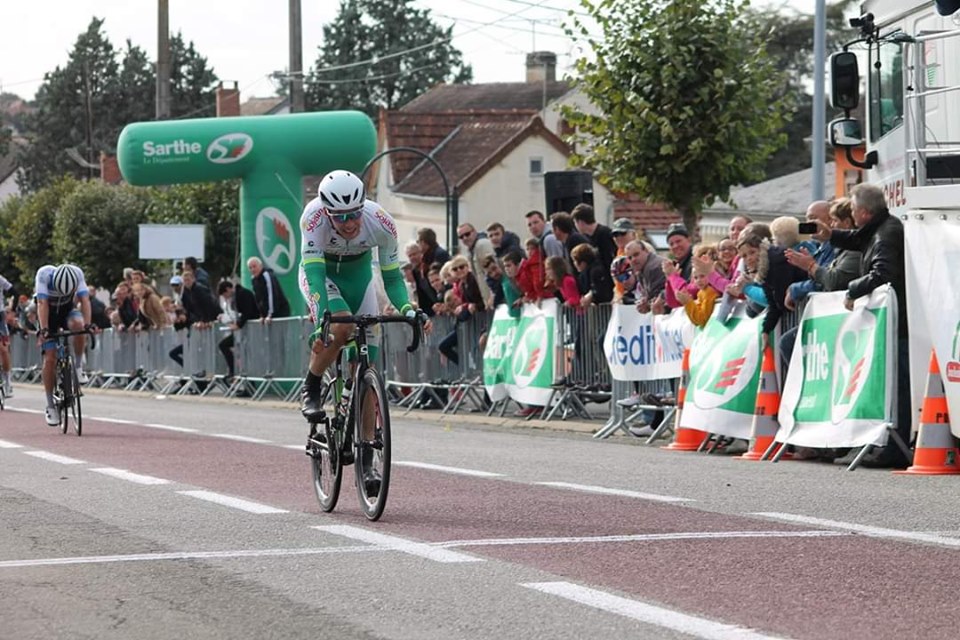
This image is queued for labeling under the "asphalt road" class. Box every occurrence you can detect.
[1,384,958,640]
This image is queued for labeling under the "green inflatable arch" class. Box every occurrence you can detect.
[117,111,376,312]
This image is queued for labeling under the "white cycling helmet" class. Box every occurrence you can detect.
[52,264,80,297]
[318,170,365,212]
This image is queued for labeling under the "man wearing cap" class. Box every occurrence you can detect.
[665,223,694,282]
[169,275,184,306]
[611,218,638,254]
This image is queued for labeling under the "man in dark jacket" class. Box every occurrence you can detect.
[246,257,290,322]
[217,280,260,378]
[814,182,910,469]
[571,203,617,273]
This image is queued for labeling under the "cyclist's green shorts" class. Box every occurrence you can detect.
[298,252,381,359]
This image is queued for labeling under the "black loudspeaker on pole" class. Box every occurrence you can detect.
[544,170,593,215]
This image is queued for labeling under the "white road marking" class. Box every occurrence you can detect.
[395,461,504,477]
[177,490,288,514]
[315,525,483,564]
[522,582,785,640]
[0,545,384,569]
[23,451,86,465]
[6,407,44,414]
[438,530,847,549]
[536,481,693,503]
[144,423,198,434]
[0,439,23,449]
[282,444,306,451]
[752,512,960,549]
[90,468,170,486]
[93,417,138,424]
[211,433,272,444]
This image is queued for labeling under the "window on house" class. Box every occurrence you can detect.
[529,157,544,176]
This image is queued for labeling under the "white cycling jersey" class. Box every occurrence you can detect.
[299,198,401,268]
[0,274,12,309]
[35,265,89,308]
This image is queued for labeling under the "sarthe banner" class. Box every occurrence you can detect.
[603,306,695,381]
[904,215,960,437]
[482,300,558,407]
[776,286,896,449]
[679,303,764,440]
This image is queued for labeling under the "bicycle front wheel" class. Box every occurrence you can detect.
[310,420,342,512]
[69,366,82,436]
[353,367,391,521]
[58,364,71,435]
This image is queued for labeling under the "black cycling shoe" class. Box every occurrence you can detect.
[362,469,382,497]
[300,385,325,420]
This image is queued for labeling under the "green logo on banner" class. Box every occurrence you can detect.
[689,316,761,412]
[795,307,886,424]
[511,315,551,388]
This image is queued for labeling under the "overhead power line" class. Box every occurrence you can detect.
[313,0,557,75]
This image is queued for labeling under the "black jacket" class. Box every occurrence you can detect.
[587,224,618,273]
[494,231,522,258]
[577,260,614,304]
[182,282,220,325]
[830,210,907,337]
[233,284,260,328]
[747,246,808,335]
[252,268,291,319]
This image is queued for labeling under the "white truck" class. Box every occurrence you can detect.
[829,0,960,215]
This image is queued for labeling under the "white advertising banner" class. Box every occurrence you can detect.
[603,306,695,381]
[904,214,960,436]
[776,287,896,449]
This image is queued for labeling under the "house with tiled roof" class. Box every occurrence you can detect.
[700,162,838,241]
[0,136,25,205]
[369,52,622,248]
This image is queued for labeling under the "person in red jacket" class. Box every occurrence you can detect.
[517,237,552,301]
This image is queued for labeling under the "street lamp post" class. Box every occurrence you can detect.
[361,146,459,254]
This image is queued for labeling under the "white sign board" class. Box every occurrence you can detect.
[138,224,205,261]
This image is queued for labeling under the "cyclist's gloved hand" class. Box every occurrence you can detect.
[400,304,419,322]
[40,327,51,339]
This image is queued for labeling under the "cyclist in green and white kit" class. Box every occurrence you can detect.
[298,170,418,419]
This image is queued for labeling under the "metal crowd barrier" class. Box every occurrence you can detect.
[7,301,801,431]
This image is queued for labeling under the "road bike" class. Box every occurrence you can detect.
[49,329,90,436]
[306,311,423,521]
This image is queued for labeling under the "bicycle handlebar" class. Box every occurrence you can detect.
[44,328,94,339]
[319,311,425,353]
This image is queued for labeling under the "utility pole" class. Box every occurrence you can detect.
[289,0,305,113]
[157,0,172,119]
[83,61,94,180]
[811,0,826,200]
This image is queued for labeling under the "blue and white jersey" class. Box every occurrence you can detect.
[34,264,89,308]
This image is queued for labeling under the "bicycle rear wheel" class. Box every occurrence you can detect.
[354,367,391,521]
[310,419,342,512]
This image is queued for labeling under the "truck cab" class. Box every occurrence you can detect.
[829,0,960,214]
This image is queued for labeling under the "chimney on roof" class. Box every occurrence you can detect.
[216,81,241,117]
[526,51,557,83]
[99,152,122,185]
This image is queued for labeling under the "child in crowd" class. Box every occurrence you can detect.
[544,256,580,306]
[677,251,720,328]
[499,249,525,317]
[518,237,550,301]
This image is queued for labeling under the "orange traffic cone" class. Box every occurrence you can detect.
[736,344,791,461]
[895,350,960,476]
[663,348,708,451]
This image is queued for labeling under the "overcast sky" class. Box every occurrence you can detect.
[2,0,822,102]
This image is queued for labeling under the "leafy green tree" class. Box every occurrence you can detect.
[562,0,794,234]
[0,195,25,286]
[52,181,150,288]
[144,181,240,283]
[18,19,218,191]
[306,0,472,118]
[8,176,81,286]
[168,33,220,119]
[748,0,860,180]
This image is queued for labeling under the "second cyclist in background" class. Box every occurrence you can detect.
[0,273,17,397]
[35,264,95,426]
